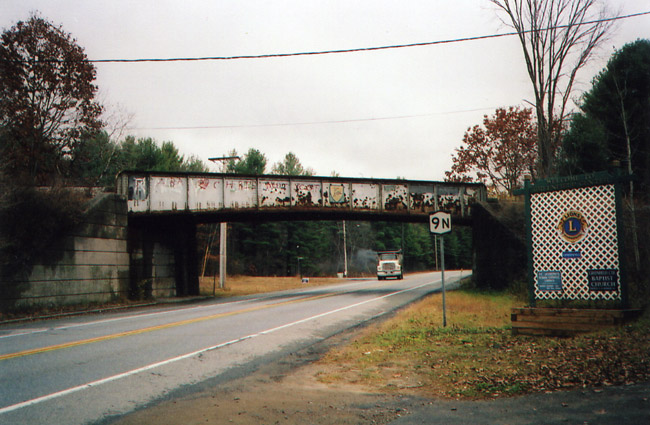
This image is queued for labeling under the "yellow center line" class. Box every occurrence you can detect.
[0,292,336,361]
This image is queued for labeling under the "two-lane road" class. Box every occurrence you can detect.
[0,271,465,425]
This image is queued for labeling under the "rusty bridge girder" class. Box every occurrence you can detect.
[117,172,486,224]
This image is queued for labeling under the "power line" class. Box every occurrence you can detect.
[119,10,649,131]
[91,10,650,63]
[130,107,499,131]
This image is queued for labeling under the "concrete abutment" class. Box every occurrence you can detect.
[128,215,199,299]
[1,193,201,312]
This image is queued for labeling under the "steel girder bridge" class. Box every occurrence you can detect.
[118,171,486,224]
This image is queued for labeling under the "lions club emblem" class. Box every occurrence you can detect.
[558,210,588,243]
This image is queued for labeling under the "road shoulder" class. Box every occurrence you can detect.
[98,316,650,425]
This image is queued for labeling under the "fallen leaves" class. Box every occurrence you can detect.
[317,291,650,400]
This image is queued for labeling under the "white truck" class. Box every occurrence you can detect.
[376,250,403,280]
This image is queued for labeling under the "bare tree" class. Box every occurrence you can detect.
[101,101,134,143]
[94,101,134,185]
[491,0,614,178]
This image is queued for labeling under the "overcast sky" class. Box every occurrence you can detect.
[2,1,649,180]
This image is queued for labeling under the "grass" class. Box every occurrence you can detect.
[316,288,650,400]
[199,275,346,297]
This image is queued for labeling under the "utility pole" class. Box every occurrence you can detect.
[219,222,227,289]
[342,220,348,277]
[209,155,240,291]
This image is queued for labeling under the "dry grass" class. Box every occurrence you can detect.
[315,290,516,395]
[315,289,650,400]
[199,275,347,297]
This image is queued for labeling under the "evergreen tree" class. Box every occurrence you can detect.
[560,39,650,194]
[225,148,267,174]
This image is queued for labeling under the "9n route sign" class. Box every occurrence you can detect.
[429,211,451,234]
[429,210,451,327]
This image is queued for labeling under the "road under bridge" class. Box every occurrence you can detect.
[117,171,486,297]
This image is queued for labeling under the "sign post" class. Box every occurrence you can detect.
[430,211,452,327]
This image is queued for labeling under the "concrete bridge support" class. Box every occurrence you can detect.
[128,215,199,299]
[0,193,130,312]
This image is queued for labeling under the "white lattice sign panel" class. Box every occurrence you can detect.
[531,184,622,301]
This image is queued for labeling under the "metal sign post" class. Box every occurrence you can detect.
[219,222,227,289]
[430,211,452,327]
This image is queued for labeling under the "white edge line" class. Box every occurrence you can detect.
[0,278,442,415]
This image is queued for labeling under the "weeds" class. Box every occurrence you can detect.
[317,289,650,400]
[198,276,344,297]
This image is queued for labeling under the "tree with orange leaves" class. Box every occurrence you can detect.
[445,106,537,196]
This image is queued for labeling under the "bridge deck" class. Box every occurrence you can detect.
[117,172,486,223]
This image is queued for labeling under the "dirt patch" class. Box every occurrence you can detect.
[108,326,420,425]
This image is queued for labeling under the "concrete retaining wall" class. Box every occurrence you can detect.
[7,193,130,310]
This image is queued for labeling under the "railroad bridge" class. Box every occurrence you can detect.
[118,171,486,297]
[118,172,486,222]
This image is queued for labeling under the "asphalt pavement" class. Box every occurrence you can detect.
[389,381,650,425]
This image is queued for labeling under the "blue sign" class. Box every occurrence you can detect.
[562,251,582,259]
[537,271,563,292]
